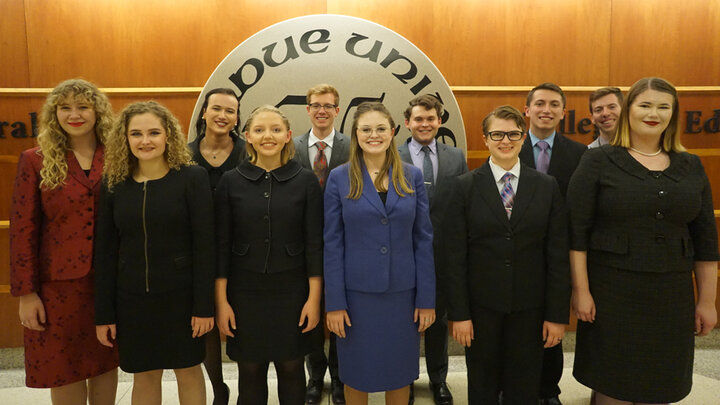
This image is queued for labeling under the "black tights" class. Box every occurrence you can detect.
[237,357,306,405]
[203,326,229,404]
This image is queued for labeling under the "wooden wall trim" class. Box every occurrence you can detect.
[0,220,8,229]
[2,86,720,97]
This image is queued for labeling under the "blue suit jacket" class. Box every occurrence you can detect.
[323,162,435,312]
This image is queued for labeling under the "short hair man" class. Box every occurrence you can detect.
[520,83,586,405]
[295,84,350,404]
[588,87,623,148]
[446,105,570,404]
[398,94,468,405]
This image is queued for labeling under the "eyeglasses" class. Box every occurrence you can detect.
[309,103,337,111]
[486,131,524,141]
[358,126,390,136]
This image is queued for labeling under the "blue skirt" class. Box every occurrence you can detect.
[337,289,419,392]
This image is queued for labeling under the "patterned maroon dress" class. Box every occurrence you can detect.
[10,147,118,388]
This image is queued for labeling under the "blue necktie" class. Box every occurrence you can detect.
[500,172,515,218]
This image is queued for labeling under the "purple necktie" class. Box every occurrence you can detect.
[536,140,550,174]
[500,172,515,219]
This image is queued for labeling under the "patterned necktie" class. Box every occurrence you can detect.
[536,140,550,174]
[421,145,434,199]
[500,172,515,219]
[313,141,328,187]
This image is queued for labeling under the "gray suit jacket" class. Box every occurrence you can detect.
[293,130,350,173]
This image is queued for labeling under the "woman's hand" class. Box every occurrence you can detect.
[695,301,717,336]
[96,324,116,347]
[18,293,46,331]
[414,308,435,332]
[299,298,320,333]
[543,321,565,348]
[452,320,474,347]
[215,299,236,338]
[327,310,351,338]
[191,316,214,338]
[571,288,596,323]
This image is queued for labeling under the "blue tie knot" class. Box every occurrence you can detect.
[537,140,550,151]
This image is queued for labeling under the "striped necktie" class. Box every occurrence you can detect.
[500,172,515,218]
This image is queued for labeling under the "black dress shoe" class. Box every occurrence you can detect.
[429,382,453,405]
[331,378,345,404]
[305,379,323,404]
[408,382,414,405]
[538,397,562,405]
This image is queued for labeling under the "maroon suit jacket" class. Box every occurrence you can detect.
[10,146,104,296]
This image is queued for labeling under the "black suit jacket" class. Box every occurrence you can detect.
[519,133,587,197]
[444,162,571,324]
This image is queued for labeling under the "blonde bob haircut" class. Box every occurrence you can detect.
[347,102,413,199]
[103,101,193,190]
[243,105,295,165]
[611,77,685,153]
[37,78,114,189]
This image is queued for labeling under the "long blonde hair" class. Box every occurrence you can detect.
[243,105,295,165]
[347,102,413,199]
[37,79,113,189]
[103,101,193,190]
[611,77,685,152]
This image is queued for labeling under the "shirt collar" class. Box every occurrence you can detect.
[488,157,521,183]
[408,137,437,156]
[309,128,336,149]
[529,130,556,148]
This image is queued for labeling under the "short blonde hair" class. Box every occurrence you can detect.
[103,101,193,190]
[611,77,684,152]
[306,84,339,106]
[37,78,114,189]
[243,105,295,165]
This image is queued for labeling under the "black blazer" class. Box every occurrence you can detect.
[519,133,587,197]
[215,159,323,278]
[568,145,719,273]
[443,162,571,324]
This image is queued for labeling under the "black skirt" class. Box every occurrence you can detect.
[116,287,205,373]
[226,269,317,362]
[573,265,695,403]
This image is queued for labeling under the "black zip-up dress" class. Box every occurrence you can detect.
[94,165,215,372]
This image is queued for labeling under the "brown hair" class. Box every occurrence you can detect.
[103,101,192,190]
[589,87,623,113]
[526,82,566,108]
[243,105,295,165]
[403,94,444,120]
[611,77,684,152]
[482,105,527,135]
[347,102,413,199]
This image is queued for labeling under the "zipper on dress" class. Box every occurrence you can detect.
[142,181,149,292]
[264,174,272,273]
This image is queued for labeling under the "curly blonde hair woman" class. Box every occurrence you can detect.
[95,100,215,405]
[103,101,193,190]
[10,78,119,404]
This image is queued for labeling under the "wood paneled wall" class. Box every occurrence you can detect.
[1,0,720,347]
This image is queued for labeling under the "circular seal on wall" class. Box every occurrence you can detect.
[189,14,465,152]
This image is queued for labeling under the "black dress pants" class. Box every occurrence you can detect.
[423,290,449,384]
[465,306,544,405]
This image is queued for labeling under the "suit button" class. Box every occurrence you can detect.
[263,191,270,198]
[87,222,92,226]
[264,238,269,243]
[380,246,388,254]
[265,173,270,179]
[504,259,511,265]
[87,208,92,212]
[86,236,92,240]
[381,218,388,225]
[505,233,512,240]
[655,211,664,220]
[263,215,269,221]
[652,172,661,179]
[655,235,666,244]
[658,190,666,198]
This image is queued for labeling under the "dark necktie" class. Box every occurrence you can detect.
[536,140,550,174]
[500,172,515,219]
[313,141,328,187]
[421,145,434,197]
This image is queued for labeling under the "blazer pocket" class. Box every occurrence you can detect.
[174,255,193,271]
[589,232,628,254]
[232,242,250,256]
[285,242,304,257]
[681,237,695,258]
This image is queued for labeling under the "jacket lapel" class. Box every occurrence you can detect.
[296,132,311,169]
[509,163,537,227]
[384,165,400,214]
[66,146,104,190]
[475,163,511,229]
[328,131,347,169]
[519,137,536,169]
[547,133,564,176]
[360,163,387,215]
